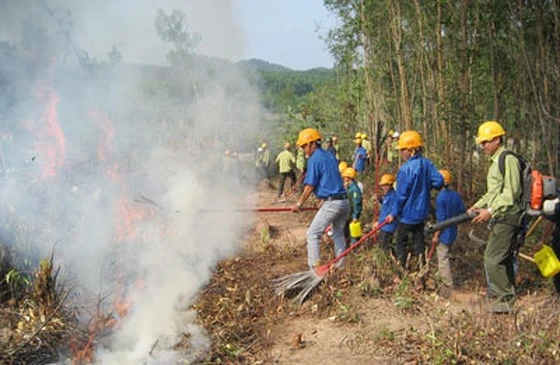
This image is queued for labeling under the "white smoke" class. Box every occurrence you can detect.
[0,0,260,363]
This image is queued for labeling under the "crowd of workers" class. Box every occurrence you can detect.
[222,120,560,313]
[251,120,559,314]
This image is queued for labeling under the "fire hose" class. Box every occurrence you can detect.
[425,212,477,260]
[424,212,477,235]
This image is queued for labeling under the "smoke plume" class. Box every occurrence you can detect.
[0,0,259,362]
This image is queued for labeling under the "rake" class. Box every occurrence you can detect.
[273,218,390,305]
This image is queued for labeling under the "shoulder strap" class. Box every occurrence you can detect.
[498,150,517,176]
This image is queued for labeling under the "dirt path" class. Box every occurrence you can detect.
[247,185,478,364]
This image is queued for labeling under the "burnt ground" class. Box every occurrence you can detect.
[193,181,560,364]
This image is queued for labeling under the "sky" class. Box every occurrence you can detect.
[235,0,337,70]
[0,0,337,71]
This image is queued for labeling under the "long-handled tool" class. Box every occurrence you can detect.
[468,230,535,263]
[273,218,390,305]
[425,212,477,260]
[200,207,318,213]
[425,212,477,235]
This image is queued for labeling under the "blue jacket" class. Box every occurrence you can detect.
[353,146,367,172]
[346,181,362,220]
[435,187,466,245]
[304,147,346,199]
[390,154,444,224]
[379,189,398,233]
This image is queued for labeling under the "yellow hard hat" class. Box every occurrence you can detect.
[475,120,505,144]
[396,130,423,150]
[342,167,357,179]
[361,133,368,140]
[297,128,322,147]
[439,169,452,184]
[338,161,348,174]
[355,132,362,138]
[379,174,396,185]
[261,142,268,149]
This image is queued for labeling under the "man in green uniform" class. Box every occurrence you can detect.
[275,142,297,197]
[468,120,522,314]
[332,135,340,162]
[360,133,372,166]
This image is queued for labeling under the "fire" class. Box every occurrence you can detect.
[23,57,66,180]
[90,111,115,162]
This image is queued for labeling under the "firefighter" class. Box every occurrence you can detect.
[432,169,466,297]
[275,142,297,198]
[342,167,363,244]
[387,130,444,270]
[292,128,350,270]
[468,120,523,313]
[376,173,398,253]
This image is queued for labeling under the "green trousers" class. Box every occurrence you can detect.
[484,213,520,304]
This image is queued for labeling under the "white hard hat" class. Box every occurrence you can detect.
[392,131,400,138]
[257,147,263,152]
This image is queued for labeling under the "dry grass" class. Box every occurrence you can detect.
[192,221,560,364]
[0,253,77,365]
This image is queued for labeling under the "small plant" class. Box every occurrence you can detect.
[394,276,414,310]
[259,223,271,251]
[5,268,30,300]
[32,254,61,314]
[335,296,361,323]
[374,324,395,342]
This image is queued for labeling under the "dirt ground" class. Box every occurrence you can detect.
[194,180,560,364]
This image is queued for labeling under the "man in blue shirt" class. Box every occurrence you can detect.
[292,128,351,270]
[431,169,465,296]
[376,173,398,253]
[352,137,367,176]
[387,130,444,269]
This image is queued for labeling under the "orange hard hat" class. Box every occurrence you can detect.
[439,169,452,184]
[396,130,423,150]
[297,128,322,147]
[338,161,348,174]
[379,174,396,186]
[342,167,357,179]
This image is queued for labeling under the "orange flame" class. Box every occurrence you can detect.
[25,57,66,180]
[90,110,114,162]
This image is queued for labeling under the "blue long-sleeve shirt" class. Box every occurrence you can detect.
[353,146,367,172]
[390,154,444,224]
[379,189,398,233]
[435,188,466,245]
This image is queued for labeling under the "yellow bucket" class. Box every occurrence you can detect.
[534,245,560,278]
[349,220,362,238]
